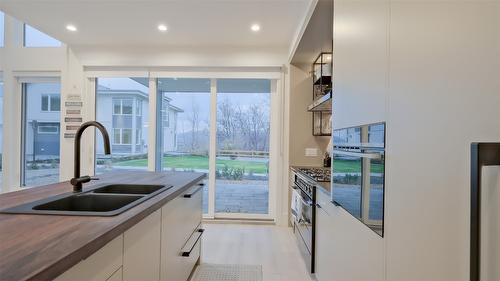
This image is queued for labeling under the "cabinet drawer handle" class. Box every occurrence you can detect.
[181,229,204,257]
[183,184,203,198]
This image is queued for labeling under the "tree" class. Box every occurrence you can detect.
[217,98,237,146]
[188,97,200,152]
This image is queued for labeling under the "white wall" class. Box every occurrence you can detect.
[71,46,288,68]
[0,13,67,191]
[332,0,500,280]
[289,64,330,166]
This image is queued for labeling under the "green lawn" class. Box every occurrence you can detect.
[115,155,383,174]
[115,155,269,174]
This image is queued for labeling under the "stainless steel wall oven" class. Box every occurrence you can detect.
[331,122,386,236]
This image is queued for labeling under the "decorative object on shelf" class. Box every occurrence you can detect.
[313,111,332,136]
[310,52,333,136]
[323,152,331,168]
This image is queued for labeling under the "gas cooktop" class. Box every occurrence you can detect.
[297,167,331,182]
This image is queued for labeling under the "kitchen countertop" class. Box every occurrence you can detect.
[0,171,205,281]
[290,166,331,195]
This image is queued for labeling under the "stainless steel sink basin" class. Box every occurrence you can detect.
[0,184,173,216]
[92,184,165,195]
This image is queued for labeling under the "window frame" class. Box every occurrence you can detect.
[89,72,282,222]
[20,80,62,188]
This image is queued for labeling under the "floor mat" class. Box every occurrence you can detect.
[191,263,263,281]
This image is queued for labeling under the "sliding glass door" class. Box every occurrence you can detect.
[21,82,61,187]
[95,77,149,174]
[157,78,211,214]
[90,75,277,219]
[215,79,271,215]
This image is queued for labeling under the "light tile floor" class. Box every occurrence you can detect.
[200,223,314,281]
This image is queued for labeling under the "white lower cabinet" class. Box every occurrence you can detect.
[160,183,203,281]
[55,182,203,281]
[123,209,162,281]
[54,235,123,281]
[315,191,336,281]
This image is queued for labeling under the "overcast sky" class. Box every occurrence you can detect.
[96,78,270,133]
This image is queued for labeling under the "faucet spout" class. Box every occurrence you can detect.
[72,121,111,192]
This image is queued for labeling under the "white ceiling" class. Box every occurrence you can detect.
[0,0,311,49]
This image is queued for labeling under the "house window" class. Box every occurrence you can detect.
[112,99,133,115]
[41,94,60,112]
[37,125,59,134]
[113,128,132,145]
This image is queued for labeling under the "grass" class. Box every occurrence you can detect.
[115,155,269,174]
[115,155,384,174]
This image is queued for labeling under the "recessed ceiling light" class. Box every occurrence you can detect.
[158,24,168,32]
[66,24,77,32]
[251,24,261,32]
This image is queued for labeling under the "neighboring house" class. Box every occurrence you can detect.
[22,84,182,159]
[95,86,183,156]
[24,83,61,159]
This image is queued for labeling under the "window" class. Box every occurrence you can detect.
[0,11,4,47]
[113,128,132,145]
[112,99,133,115]
[96,77,149,174]
[24,24,61,47]
[157,78,210,213]
[41,94,60,112]
[37,125,59,134]
[22,82,61,187]
[215,79,271,215]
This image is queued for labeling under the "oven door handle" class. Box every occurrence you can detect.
[299,194,313,207]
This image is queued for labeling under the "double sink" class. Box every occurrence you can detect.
[0,184,172,216]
